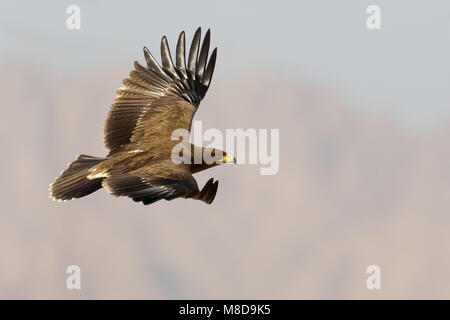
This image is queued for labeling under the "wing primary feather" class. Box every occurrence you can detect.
[187,27,201,79]
[143,47,171,81]
[175,31,188,79]
[201,47,217,88]
[160,36,177,78]
[196,29,210,80]
[199,178,214,201]
[206,180,219,204]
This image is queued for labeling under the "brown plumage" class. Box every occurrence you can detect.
[49,28,235,205]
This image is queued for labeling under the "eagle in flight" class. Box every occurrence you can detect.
[50,28,235,205]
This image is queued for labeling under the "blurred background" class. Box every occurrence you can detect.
[1,0,450,299]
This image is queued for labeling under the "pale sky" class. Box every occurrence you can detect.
[2,0,450,131]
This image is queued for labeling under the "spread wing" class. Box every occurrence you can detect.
[104,27,217,153]
[102,159,219,205]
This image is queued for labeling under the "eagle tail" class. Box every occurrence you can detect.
[49,154,106,201]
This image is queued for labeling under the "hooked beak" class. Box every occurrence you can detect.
[220,154,237,164]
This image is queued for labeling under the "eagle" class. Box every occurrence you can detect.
[49,28,235,205]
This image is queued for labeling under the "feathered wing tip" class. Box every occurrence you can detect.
[142,27,217,103]
[175,31,187,78]
[195,178,219,204]
[187,27,201,78]
[195,29,210,80]
[161,36,177,78]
